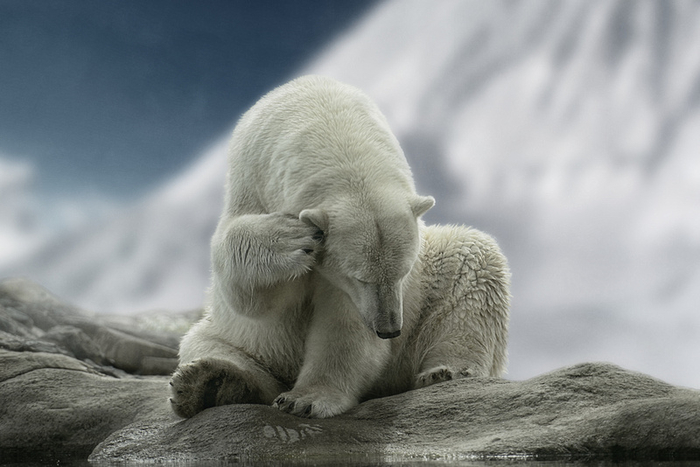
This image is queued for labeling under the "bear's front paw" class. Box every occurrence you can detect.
[415,365,470,389]
[169,358,266,418]
[272,387,355,419]
[267,213,324,280]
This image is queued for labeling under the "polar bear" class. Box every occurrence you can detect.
[169,75,510,419]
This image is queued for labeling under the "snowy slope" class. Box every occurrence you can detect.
[2,0,699,386]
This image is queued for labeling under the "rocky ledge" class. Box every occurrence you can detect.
[1,277,699,464]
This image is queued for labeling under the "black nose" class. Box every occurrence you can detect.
[376,330,401,339]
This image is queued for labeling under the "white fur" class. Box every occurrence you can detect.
[175,76,510,418]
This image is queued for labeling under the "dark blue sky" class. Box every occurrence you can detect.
[0,0,376,199]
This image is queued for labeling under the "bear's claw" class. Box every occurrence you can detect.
[272,388,354,418]
[273,395,303,416]
[415,365,461,389]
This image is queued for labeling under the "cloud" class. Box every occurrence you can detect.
[0,156,46,266]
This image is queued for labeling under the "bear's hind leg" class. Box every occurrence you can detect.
[170,358,284,418]
[412,225,510,390]
[412,326,497,390]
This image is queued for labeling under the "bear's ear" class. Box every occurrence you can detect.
[411,195,435,218]
[299,209,329,232]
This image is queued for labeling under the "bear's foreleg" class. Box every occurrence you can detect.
[211,212,322,315]
[273,281,390,418]
[171,321,289,418]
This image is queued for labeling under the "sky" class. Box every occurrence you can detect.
[0,0,376,200]
[1,0,699,388]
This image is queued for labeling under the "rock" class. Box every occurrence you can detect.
[83,324,179,374]
[0,277,87,330]
[0,347,93,382]
[0,349,175,463]
[0,328,73,356]
[90,362,700,463]
[0,277,191,375]
[0,278,188,463]
[1,277,700,463]
[43,324,106,363]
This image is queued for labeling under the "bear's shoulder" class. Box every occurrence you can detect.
[420,224,509,276]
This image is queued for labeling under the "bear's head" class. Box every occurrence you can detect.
[300,194,434,339]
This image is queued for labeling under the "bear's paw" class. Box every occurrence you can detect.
[415,365,472,389]
[273,387,355,419]
[169,358,267,418]
[266,213,324,280]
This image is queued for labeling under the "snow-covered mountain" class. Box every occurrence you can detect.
[2,0,700,386]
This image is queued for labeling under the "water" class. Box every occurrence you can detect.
[4,456,700,467]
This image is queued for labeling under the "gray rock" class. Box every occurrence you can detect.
[43,324,106,363]
[0,351,174,464]
[2,277,700,464]
[84,324,179,374]
[0,278,189,463]
[90,362,700,463]
[100,310,200,349]
[0,277,185,375]
[0,277,86,331]
[0,349,175,463]
[0,328,73,356]
[0,307,34,336]
[0,347,93,382]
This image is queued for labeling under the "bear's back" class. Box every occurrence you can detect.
[225,75,414,214]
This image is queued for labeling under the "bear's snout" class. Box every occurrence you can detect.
[371,282,404,339]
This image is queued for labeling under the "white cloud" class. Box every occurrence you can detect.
[0,156,47,266]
